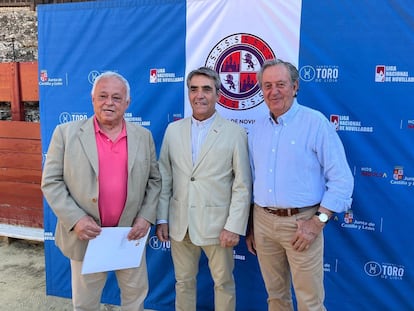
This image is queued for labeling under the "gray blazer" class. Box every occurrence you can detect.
[41,117,161,260]
[157,114,252,246]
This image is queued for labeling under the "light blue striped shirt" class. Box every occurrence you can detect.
[248,101,353,213]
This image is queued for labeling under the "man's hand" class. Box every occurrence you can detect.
[156,223,169,242]
[219,229,240,248]
[291,217,324,252]
[73,215,101,241]
[127,217,150,241]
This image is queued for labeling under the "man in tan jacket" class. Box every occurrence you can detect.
[41,71,161,311]
[156,67,252,311]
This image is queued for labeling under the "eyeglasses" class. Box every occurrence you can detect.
[96,94,124,104]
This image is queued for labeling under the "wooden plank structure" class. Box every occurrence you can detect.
[0,121,43,228]
[0,62,39,120]
[0,0,95,10]
[0,61,43,239]
[0,0,33,7]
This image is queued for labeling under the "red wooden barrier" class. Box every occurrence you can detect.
[0,121,43,228]
[0,62,42,229]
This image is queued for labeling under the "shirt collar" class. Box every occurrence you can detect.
[191,111,216,127]
[268,100,299,126]
[93,116,127,139]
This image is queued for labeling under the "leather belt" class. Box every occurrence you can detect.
[261,203,319,217]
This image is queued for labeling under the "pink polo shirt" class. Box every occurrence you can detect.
[94,117,128,227]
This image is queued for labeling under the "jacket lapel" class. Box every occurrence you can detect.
[79,118,99,175]
[181,118,193,167]
[126,122,140,174]
[193,115,222,171]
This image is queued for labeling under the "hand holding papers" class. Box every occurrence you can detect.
[81,227,150,275]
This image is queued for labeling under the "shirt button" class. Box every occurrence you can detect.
[92,198,98,203]
[190,177,195,181]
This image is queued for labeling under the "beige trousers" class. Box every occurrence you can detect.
[253,204,326,311]
[171,234,235,311]
[70,252,148,311]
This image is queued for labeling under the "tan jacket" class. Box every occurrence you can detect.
[41,117,161,260]
[157,114,252,245]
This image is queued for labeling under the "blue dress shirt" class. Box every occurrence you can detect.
[248,100,353,213]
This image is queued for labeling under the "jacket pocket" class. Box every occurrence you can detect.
[201,205,227,238]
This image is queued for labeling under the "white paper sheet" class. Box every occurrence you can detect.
[81,227,150,275]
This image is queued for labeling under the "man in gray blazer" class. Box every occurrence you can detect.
[41,71,161,311]
[156,67,252,311]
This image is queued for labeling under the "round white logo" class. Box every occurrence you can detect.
[205,33,276,110]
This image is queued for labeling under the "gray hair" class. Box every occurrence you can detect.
[257,58,299,88]
[186,67,221,95]
[91,71,131,101]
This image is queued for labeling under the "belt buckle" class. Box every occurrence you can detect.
[264,207,293,217]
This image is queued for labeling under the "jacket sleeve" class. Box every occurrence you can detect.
[156,125,173,221]
[41,125,90,232]
[224,126,252,236]
[135,130,162,224]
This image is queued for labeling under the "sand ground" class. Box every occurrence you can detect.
[0,236,155,311]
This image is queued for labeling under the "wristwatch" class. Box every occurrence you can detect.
[315,211,329,223]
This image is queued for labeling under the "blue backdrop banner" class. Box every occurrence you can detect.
[38,0,414,310]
